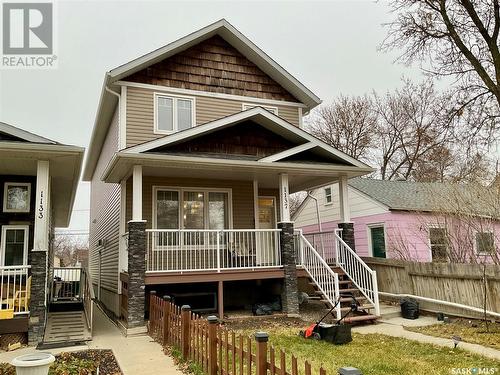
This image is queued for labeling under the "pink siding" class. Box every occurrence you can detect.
[299,211,500,263]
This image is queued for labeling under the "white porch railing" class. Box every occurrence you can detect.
[303,231,336,264]
[335,229,380,316]
[0,265,31,315]
[296,232,341,320]
[146,229,281,272]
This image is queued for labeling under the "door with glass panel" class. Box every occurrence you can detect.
[257,197,277,265]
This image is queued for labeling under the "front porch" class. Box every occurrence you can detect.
[104,108,375,328]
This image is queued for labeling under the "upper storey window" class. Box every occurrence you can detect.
[155,93,195,134]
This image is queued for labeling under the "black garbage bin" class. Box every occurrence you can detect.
[400,297,419,319]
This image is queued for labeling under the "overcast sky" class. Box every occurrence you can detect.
[0,0,452,234]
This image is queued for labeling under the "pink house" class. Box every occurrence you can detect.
[293,178,500,264]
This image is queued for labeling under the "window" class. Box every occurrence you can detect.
[475,231,495,255]
[324,187,332,205]
[1,225,28,266]
[429,227,448,262]
[3,182,31,213]
[242,103,278,115]
[155,94,194,134]
[154,187,231,230]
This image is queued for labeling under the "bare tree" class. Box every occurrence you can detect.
[382,0,500,141]
[374,79,455,180]
[53,234,89,267]
[308,95,377,161]
[290,191,307,216]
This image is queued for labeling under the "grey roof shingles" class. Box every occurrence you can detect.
[349,178,498,217]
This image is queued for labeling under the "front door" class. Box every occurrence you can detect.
[257,197,277,265]
[370,226,386,258]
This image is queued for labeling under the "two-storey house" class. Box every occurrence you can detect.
[83,20,378,333]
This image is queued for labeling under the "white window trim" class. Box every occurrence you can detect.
[154,93,196,135]
[324,186,333,206]
[152,186,233,230]
[257,196,277,230]
[1,225,29,266]
[474,230,495,255]
[367,223,386,258]
[3,182,31,213]
[242,103,279,115]
[427,225,448,261]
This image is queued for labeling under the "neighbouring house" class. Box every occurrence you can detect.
[83,19,382,332]
[293,178,500,264]
[0,121,84,345]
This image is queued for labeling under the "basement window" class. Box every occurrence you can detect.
[155,94,195,134]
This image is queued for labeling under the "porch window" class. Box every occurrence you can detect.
[154,187,231,230]
[1,225,28,266]
[3,182,31,213]
[155,94,194,134]
[429,227,448,262]
[475,231,495,255]
[156,190,179,229]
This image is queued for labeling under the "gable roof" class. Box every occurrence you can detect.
[292,177,499,221]
[123,107,372,170]
[0,121,58,144]
[83,19,322,180]
[349,178,497,217]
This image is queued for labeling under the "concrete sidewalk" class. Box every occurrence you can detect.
[353,316,500,361]
[0,307,181,375]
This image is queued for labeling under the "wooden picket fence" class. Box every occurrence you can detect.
[148,292,328,375]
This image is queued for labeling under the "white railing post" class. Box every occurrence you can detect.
[334,273,341,321]
[372,270,380,316]
[216,231,221,273]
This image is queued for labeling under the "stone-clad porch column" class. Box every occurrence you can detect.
[278,173,299,316]
[29,160,50,345]
[127,164,147,330]
[338,175,355,251]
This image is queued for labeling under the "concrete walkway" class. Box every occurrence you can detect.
[353,316,500,361]
[0,307,182,375]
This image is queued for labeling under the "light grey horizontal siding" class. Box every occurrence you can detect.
[89,108,121,315]
[126,86,301,148]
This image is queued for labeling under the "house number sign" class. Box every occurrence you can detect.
[38,190,45,219]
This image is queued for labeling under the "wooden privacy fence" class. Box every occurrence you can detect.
[363,257,500,318]
[148,292,329,375]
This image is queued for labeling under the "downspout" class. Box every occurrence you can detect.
[307,191,322,233]
[307,191,325,257]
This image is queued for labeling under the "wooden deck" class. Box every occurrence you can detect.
[145,267,285,285]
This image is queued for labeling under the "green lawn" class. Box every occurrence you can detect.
[238,327,499,375]
[406,320,500,350]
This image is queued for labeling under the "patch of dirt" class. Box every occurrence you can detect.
[65,349,122,375]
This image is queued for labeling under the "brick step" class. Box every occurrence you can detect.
[340,304,374,312]
[337,288,360,294]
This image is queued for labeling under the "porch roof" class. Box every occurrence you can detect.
[0,141,84,227]
[102,108,374,192]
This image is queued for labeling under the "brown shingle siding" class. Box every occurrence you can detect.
[126,35,299,102]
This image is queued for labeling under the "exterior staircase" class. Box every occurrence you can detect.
[297,230,380,324]
[44,309,91,346]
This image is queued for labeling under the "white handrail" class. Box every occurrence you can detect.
[297,231,341,320]
[146,229,281,272]
[335,229,380,316]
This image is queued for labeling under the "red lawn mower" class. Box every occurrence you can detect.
[299,292,360,345]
